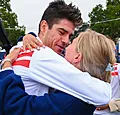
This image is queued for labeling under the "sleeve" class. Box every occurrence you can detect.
[0,70,95,115]
[118,64,120,80]
[0,70,53,115]
[17,32,37,42]
[28,48,111,106]
[109,98,120,112]
[17,36,24,42]
[0,67,12,71]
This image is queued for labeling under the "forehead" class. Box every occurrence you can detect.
[53,19,75,33]
[72,37,78,43]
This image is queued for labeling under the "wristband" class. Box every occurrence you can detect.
[1,58,12,69]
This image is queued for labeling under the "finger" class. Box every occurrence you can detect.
[29,41,38,49]
[37,41,43,47]
[31,39,43,50]
[23,45,26,51]
[23,43,30,50]
[96,107,105,110]
[96,108,101,110]
[26,44,33,51]
[34,39,43,47]
[30,42,41,50]
[30,43,41,51]
[23,40,29,50]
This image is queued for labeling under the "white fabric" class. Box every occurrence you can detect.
[94,63,120,114]
[9,41,23,53]
[1,67,12,71]
[11,45,111,106]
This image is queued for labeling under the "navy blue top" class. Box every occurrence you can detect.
[0,70,95,115]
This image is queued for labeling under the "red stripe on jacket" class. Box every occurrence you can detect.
[18,51,34,58]
[111,63,118,76]
[12,60,30,68]
[12,50,34,68]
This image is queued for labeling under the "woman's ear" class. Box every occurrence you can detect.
[40,20,48,35]
[73,53,82,64]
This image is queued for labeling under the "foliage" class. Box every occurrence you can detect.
[88,0,120,41]
[0,0,25,46]
[70,23,89,42]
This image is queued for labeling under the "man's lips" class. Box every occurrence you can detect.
[56,45,65,50]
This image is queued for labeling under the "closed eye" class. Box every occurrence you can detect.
[58,30,65,35]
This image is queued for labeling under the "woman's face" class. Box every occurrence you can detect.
[65,37,79,64]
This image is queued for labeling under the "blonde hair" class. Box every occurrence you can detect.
[76,29,116,82]
[109,38,116,50]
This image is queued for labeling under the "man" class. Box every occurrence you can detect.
[8,0,111,104]
[11,0,92,97]
[0,0,112,114]
[0,29,115,115]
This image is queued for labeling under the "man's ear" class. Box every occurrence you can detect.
[73,53,82,64]
[40,20,48,35]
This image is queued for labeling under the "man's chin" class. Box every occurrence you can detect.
[55,50,63,55]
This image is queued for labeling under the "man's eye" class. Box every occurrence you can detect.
[59,31,64,35]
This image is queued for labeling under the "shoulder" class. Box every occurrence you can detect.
[33,47,65,61]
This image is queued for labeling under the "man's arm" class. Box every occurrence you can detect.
[2,47,111,106]
[13,33,111,106]
[96,99,120,112]
[26,47,111,106]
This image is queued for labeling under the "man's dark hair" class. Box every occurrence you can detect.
[38,0,83,34]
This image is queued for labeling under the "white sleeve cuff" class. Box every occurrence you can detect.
[1,67,13,72]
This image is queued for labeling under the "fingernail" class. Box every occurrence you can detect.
[36,47,40,50]
[42,45,46,49]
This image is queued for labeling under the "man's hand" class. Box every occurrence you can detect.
[96,104,109,111]
[23,34,43,50]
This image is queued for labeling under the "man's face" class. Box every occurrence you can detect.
[41,19,75,55]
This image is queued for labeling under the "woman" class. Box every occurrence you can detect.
[0,29,116,115]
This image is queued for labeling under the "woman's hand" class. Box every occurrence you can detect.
[1,48,21,69]
[23,34,43,50]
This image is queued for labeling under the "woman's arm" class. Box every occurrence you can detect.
[1,48,20,69]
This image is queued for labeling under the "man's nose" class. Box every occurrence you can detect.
[62,36,69,46]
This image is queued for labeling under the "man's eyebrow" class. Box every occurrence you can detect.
[58,28,74,37]
[57,28,68,33]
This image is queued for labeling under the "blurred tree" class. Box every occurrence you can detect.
[0,0,25,46]
[70,23,89,42]
[89,0,120,41]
